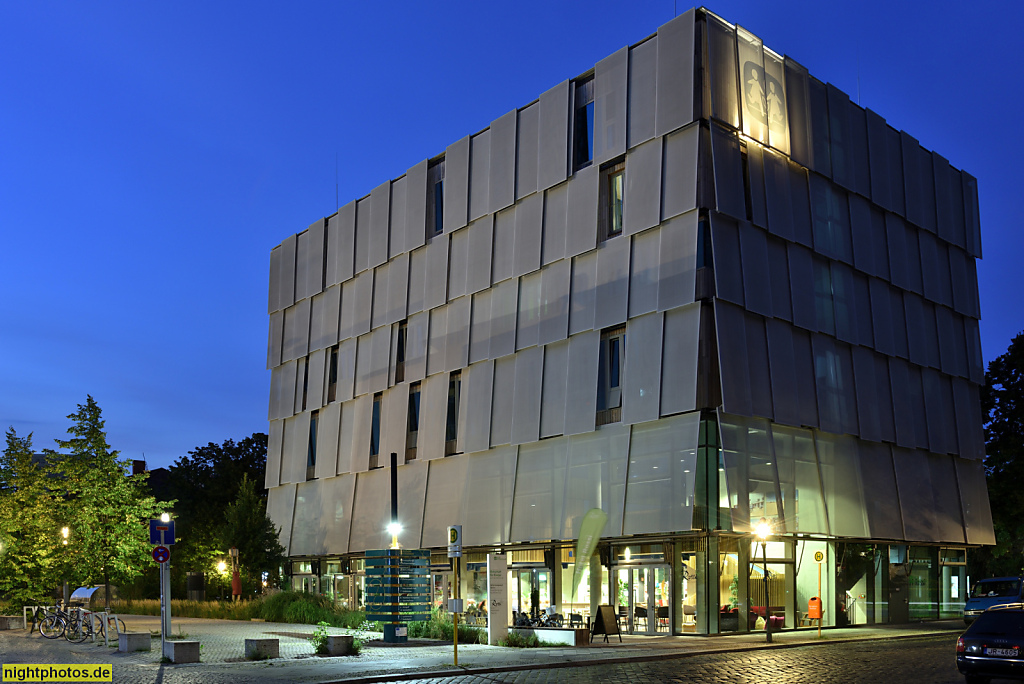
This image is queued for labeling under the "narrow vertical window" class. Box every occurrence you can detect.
[597,326,626,425]
[426,157,445,238]
[306,410,319,480]
[395,321,408,384]
[573,76,595,171]
[327,345,339,403]
[369,392,383,469]
[598,158,626,242]
[444,371,462,456]
[406,381,421,462]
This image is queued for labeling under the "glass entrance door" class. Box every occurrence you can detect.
[616,566,671,634]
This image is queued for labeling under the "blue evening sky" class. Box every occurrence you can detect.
[1,1,1021,469]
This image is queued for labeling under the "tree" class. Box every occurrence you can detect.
[162,434,269,593]
[971,331,1024,578]
[0,429,62,604]
[46,396,170,607]
[221,474,286,591]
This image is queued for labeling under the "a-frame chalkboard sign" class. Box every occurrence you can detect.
[590,604,622,642]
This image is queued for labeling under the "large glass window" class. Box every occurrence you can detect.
[406,382,421,462]
[596,326,626,425]
[573,76,595,171]
[306,410,318,481]
[599,160,625,242]
[908,546,938,621]
[369,392,382,469]
[426,157,445,238]
[444,371,461,455]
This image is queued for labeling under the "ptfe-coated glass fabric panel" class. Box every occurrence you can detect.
[538,259,571,346]
[661,124,699,221]
[962,172,982,258]
[511,437,571,542]
[718,414,775,533]
[404,160,427,253]
[707,15,739,129]
[314,402,342,480]
[463,360,495,454]
[710,213,744,306]
[715,301,752,417]
[370,325,394,394]
[406,247,426,316]
[593,236,630,330]
[745,313,774,420]
[736,27,768,145]
[762,50,789,155]
[710,126,746,221]
[952,378,985,460]
[540,341,569,438]
[629,228,660,317]
[623,412,700,535]
[851,346,882,443]
[888,358,917,448]
[354,197,371,275]
[463,446,518,546]
[296,220,325,302]
[789,162,814,247]
[511,346,544,445]
[565,330,600,436]
[922,368,956,455]
[856,442,904,540]
[792,330,819,429]
[281,412,310,484]
[815,432,869,538]
[268,242,287,314]
[621,312,664,425]
[543,183,568,266]
[489,278,519,358]
[745,143,769,228]
[427,307,448,377]
[565,165,599,258]
[593,46,627,166]
[891,449,956,543]
[447,229,469,300]
[955,457,995,545]
[276,234,297,312]
[445,296,471,372]
[770,424,828,535]
[466,215,494,294]
[423,233,449,311]
[421,455,469,547]
[513,192,543,277]
[403,312,428,383]
[627,36,657,148]
[660,302,700,417]
[848,194,875,276]
[417,373,448,461]
[469,290,491,364]
[658,211,698,311]
[335,338,357,403]
[808,175,852,264]
[389,176,407,260]
[320,474,356,554]
[386,253,409,325]
[306,349,327,411]
[310,286,341,352]
[266,484,297,555]
[806,79,831,178]
[489,110,517,214]
[490,355,516,447]
[469,130,490,222]
[538,80,570,192]
[783,57,811,168]
[292,482,325,555]
[788,243,816,331]
[443,135,470,233]
[569,251,598,335]
[371,263,389,331]
[266,420,285,488]
[826,85,854,191]
[866,109,891,211]
[516,103,539,200]
[624,137,662,236]
[766,237,792,321]
[368,181,390,269]
[563,425,630,538]
[765,319,800,427]
[516,272,542,350]
[739,222,772,317]
[282,299,311,363]
[655,9,695,137]
[348,468,392,552]
[492,206,515,284]
[763,148,794,241]
[268,311,284,370]
[848,103,871,197]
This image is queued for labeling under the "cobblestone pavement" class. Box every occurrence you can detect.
[0,615,967,684]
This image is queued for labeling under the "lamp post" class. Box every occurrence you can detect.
[217,561,228,600]
[60,527,70,607]
[755,518,772,644]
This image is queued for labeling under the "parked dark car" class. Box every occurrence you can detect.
[957,604,1024,683]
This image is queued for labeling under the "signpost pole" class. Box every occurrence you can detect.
[447,525,462,667]
[817,561,822,639]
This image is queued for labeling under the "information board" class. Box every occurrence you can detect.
[591,604,621,643]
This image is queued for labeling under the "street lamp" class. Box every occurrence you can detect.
[387,522,402,549]
[160,512,170,523]
[60,527,70,607]
[755,518,772,643]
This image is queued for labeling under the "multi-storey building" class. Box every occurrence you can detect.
[264,8,992,634]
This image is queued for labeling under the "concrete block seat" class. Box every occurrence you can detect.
[118,632,151,653]
[245,638,279,659]
[167,640,200,663]
[325,634,355,656]
[0,616,25,630]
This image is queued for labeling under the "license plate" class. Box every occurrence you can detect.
[985,647,1019,657]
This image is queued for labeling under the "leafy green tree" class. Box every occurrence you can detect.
[971,331,1024,578]
[162,434,269,593]
[46,396,170,607]
[0,429,62,604]
[221,474,286,592]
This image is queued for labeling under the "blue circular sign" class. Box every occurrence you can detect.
[153,545,170,563]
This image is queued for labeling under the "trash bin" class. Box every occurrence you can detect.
[808,596,822,620]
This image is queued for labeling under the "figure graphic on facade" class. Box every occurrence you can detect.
[746,67,766,117]
[766,81,785,127]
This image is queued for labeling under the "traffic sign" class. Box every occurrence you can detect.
[814,550,825,563]
[447,525,462,558]
[153,546,170,563]
[149,519,176,545]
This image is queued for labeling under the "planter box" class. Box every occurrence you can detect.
[118,632,151,653]
[167,640,200,663]
[245,638,279,659]
[0,616,24,630]
[325,634,355,656]
[509,626,589,646]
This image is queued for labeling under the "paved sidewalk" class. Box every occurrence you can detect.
[0,615,966,684]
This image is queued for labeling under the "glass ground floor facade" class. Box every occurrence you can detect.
[285,533,970,635]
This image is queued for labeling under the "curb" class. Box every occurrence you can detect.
[320,628,961,684]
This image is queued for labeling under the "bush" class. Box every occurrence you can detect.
[498,630,562,648]
[111,592,369,629]
[309,621,330,654]
[406,610,485,644]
